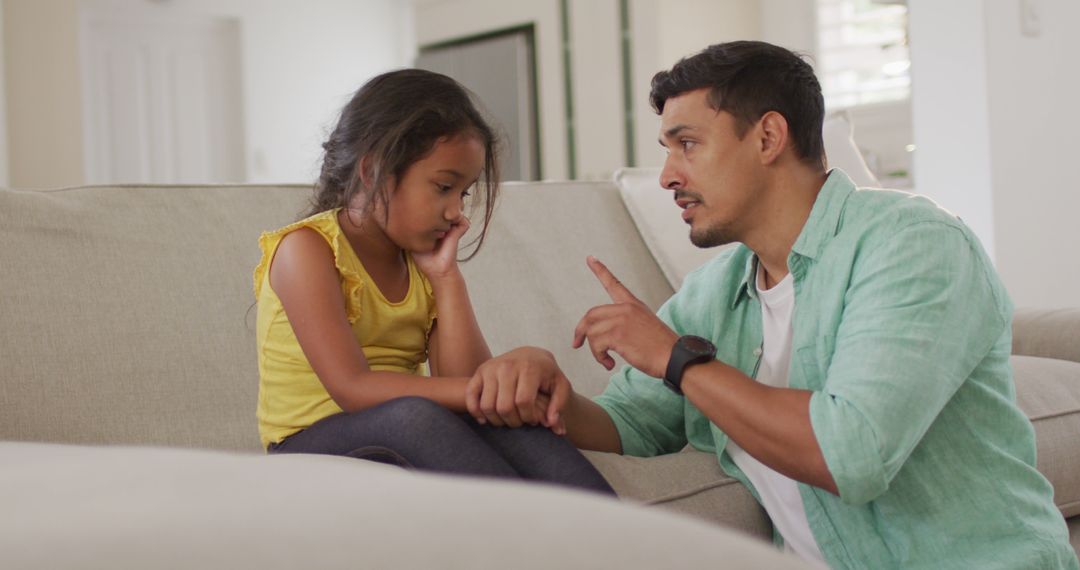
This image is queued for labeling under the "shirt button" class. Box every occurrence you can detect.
[753,347,763,357]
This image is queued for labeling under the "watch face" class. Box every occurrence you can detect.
[682,335,715,356]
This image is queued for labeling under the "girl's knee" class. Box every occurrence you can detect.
[346,445,412,468]
[367,396,458,429]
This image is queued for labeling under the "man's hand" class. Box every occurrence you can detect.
[465,347,572,435]
[572,256,678,378]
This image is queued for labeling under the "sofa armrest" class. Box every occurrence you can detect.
[1012,308,1080,364]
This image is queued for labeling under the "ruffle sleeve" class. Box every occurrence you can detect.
[252,210,367,324]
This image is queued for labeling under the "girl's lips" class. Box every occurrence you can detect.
[434,230,448,239]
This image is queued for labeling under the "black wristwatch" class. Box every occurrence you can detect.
[663,335,717,394]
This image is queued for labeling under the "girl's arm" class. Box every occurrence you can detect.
[269,227,469,413]
[413,218,492,377]
[425,273,491,377]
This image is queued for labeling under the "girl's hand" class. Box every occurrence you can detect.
[534,393,566,434]
[413,217,470,281]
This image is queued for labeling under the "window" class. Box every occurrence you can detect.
[817,0,910,110]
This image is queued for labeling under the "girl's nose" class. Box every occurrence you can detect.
[445,200,463,221]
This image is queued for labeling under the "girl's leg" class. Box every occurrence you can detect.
[268,396,519,479]
[468,422,616,496]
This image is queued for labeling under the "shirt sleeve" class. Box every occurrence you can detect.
[809,221,1009,505]
[594,364,688,457]
[593,296,690,457]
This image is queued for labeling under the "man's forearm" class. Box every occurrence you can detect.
[563,392,622,454]
[681,360,838,495]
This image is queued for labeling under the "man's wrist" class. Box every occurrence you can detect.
[663,335,717,394]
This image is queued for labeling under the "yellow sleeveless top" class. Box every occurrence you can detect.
[253,208,437,449]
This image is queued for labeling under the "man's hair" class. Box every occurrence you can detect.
[650,41,825,169]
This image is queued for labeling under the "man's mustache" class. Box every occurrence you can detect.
[674,190,704,203]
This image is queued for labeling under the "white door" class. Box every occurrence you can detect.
[80,7,245,184]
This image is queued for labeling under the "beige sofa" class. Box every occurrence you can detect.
[1,179,1078,565]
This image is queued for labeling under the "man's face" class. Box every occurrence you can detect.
[658,88,763,248]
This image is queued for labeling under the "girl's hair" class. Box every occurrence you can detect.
[306,68,501,259]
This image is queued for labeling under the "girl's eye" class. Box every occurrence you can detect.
[436,183,453,193]
[461,189,471,198]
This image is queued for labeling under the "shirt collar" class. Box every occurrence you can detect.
[790,168,856,261]
[731,252,759,310]
[730,169,857,309]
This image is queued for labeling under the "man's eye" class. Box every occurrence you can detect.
[681,140,696,150]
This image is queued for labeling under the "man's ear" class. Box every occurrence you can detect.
[757,111,790,166]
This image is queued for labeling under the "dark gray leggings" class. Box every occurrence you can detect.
[268,396,615,496]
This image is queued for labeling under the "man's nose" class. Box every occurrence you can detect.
[660,157,683,191]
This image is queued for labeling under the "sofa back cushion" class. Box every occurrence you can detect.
[0,181,674,450]
[1012,355,1080,517]
[461,181,676,397]
[0,185,311,451]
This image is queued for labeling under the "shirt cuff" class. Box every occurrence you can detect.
[593,394,658,458]
[810,391,889,505]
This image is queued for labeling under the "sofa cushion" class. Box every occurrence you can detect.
[1012,355,1080,517]
[1013,308,1080,364]
[821,111,882,188]
[0,442,811,570]
[0,185,311,452]
[584,448,771,540]
[461,181,675,398]
[612,167,731,291]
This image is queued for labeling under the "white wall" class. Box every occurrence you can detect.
[630,0,761,169]
[191,0,413,183]
[3,0,85,189]
[568,0,624,180]
[910,0,1079,309]
[908,0,996,257]
[983,0,1080,309]
[628,0,664,170]
[760,0,816,55]
[2,0,412,188]
[83,0,414,184]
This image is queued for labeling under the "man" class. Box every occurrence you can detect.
[466,41,1077,568]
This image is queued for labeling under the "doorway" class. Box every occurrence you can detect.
[416,26,541,182]
[80,7,245,184]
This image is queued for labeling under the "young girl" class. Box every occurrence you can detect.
[254,69,612,494]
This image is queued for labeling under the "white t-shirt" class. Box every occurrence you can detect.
[724,264,827,565]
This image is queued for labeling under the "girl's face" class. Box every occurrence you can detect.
[373,133,486,252]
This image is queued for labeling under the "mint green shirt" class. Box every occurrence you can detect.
[595,170,1077,569]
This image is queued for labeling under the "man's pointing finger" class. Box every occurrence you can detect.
[587,256,642,305]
